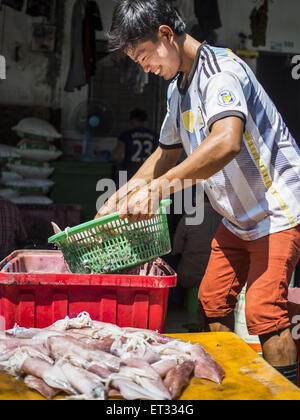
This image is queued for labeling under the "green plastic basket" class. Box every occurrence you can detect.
[48,199,172,274]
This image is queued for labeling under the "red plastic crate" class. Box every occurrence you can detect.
[0,250,177,333]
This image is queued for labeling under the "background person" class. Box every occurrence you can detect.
[113,108,158,184]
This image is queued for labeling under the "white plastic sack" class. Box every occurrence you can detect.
[7,159,54,179]
[0,188,20,200]
[5,178,54,194]
[11,195,54,205]
[16,139,62,162]
[1,166,23,182]
[234,286,262,356]
[0,145,21,161]
[12,117,62,141]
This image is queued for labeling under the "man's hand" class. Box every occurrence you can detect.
[94,178,154,220]
[94,201,113,219]
[94,192,121,219]
[94,146,182,221]
[118,179,162,223]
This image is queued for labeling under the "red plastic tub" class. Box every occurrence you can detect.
[0,250,177,333]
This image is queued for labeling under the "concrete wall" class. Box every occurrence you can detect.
[95,0,300,53]
[0,0,88,133]
[0,5,53,106]
[216,0,300,53]
[96,0,115,40]
[0,0,299,134]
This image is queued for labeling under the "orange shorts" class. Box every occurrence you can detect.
[198,223,300,336]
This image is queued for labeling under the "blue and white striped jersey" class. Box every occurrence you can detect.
[159,42,300,240]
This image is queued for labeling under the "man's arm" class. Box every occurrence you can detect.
[162,116,243,186]
[133,145,182,181]
[119,116,243,222]
[95,145,182,218]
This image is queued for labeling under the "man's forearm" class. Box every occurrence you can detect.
[114,147,168,202]
[96,146,181,217]
[157,124,242,199]
[166,138,237,184]
[119,146,181,202]
[131,145,182,183]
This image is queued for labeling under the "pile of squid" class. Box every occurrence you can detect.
[0,312,225,400]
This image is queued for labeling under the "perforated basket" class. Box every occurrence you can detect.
[48,199,172,274]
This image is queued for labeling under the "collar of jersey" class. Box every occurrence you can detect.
[177,41,207,95]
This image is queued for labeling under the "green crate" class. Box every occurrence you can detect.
[48,200,172,274]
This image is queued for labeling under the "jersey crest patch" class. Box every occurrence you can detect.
[218,90,236,107]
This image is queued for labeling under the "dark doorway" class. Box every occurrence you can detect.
[256,51,300,148]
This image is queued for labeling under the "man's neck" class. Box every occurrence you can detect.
[177,35,202,90]
[179,34,202,76]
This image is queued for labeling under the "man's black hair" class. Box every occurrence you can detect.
[108,0,186,53]
[130,108,148,122]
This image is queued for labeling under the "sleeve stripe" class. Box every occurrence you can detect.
[208,111,247,131]
[159,142,183,150]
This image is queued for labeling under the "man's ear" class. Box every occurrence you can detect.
[158,25,174,42]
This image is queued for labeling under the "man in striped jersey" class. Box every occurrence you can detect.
[96,0,300,384]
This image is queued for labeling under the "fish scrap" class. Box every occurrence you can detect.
[0,312,225,400]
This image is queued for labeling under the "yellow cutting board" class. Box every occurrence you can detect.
[0,332,300,400]
[169,332,300,400]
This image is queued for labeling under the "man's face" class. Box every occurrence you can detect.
[126,30,181,80]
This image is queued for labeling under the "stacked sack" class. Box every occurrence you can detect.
[2,117,62,205]
[0,145,22,201]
